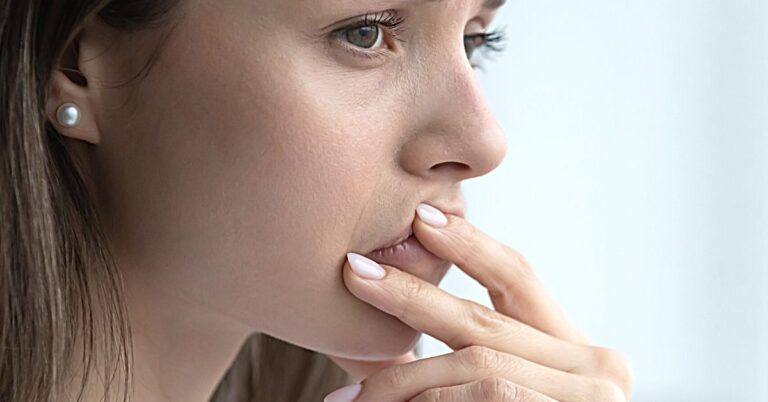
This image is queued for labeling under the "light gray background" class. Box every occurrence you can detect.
[418,1,768,401]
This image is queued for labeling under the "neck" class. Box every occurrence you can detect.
[70,265,254,402]
[125,265,255,402]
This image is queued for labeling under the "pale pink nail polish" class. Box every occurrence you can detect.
[346,253,385,280]
[416,203,448,227]
[324,383,362,402]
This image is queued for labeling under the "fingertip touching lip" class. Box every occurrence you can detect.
[367,200,465,254]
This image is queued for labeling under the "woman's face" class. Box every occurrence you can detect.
[86,0,507,361]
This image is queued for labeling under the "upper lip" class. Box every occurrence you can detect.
[367,201,466,254]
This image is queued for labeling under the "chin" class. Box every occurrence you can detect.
[322,311,423,361]
[319,264,451,361]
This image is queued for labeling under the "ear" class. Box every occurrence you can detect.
[45,34,102,145]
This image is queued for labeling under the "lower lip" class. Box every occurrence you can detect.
[365,234,445,269]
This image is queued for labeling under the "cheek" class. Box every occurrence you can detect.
[102,16,421,359]
[201,73,419,359]
[172,81,419,359]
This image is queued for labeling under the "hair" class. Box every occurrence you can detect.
[0,1,355,401]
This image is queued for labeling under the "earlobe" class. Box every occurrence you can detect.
[55,102,82,128]
[45,68,101,144]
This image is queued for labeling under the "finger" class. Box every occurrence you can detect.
[414,203,591,344]
[342,254,595,375]
[409,377,560,402]
[327,350,418,383]
[343,255,635,398]
[354,346,603,402]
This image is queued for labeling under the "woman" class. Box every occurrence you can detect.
[0,0,633,401]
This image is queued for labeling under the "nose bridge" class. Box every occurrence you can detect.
[443,60,495,135]
[398,51,508,181]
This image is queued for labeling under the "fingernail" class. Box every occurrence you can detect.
[416,203,448,227]
[324,383,362,402]
[347,253,386,280]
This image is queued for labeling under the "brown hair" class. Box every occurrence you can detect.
[0,1,354,400]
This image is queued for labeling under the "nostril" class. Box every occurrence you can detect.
[430,161,470,173]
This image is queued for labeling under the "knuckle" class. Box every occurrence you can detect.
[501,246,537,282]
[588,346,634,394]
[456,345,501,372]
[465,299,508,335]
[448,301,510,350]
[588,378,627,402]
[464,227,487,263]
[395,274,427,320]
[464,220,482,242]
[475,377,521,401]
[402,273,426,302]
[414,387,445,402]
[380,364,411,389]
[445,221,481,267]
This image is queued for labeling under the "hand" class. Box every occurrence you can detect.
[326,204,633,401]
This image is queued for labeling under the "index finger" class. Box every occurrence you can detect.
[414,203,591,345]
[342,255,596,376]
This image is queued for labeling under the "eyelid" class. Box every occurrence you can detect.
[322,9,404,34]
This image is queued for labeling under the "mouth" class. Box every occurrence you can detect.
[364,232,444,272]
[362,203,464,272]
[369,226,414,254]
[367,203,465,254]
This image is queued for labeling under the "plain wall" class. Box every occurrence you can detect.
[419,1,767,401]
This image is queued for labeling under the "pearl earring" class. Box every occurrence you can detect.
[56,102,81,128]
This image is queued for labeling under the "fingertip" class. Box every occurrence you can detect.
[324,383,362,402]
[415,203,448,227]
[346,253,387,280]
[412,212,454,244]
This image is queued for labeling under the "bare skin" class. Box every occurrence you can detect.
[43,0,631,400]
[326,207,634,401]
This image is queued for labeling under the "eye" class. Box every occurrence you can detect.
[344,25,384,49]
[330,10,406,58]
[464,34,485,59]
[464,30,507,69]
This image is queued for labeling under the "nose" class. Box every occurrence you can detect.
[397,49,508,182]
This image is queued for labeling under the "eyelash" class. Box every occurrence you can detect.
[465,30,507,69]
[330,10,507,67]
